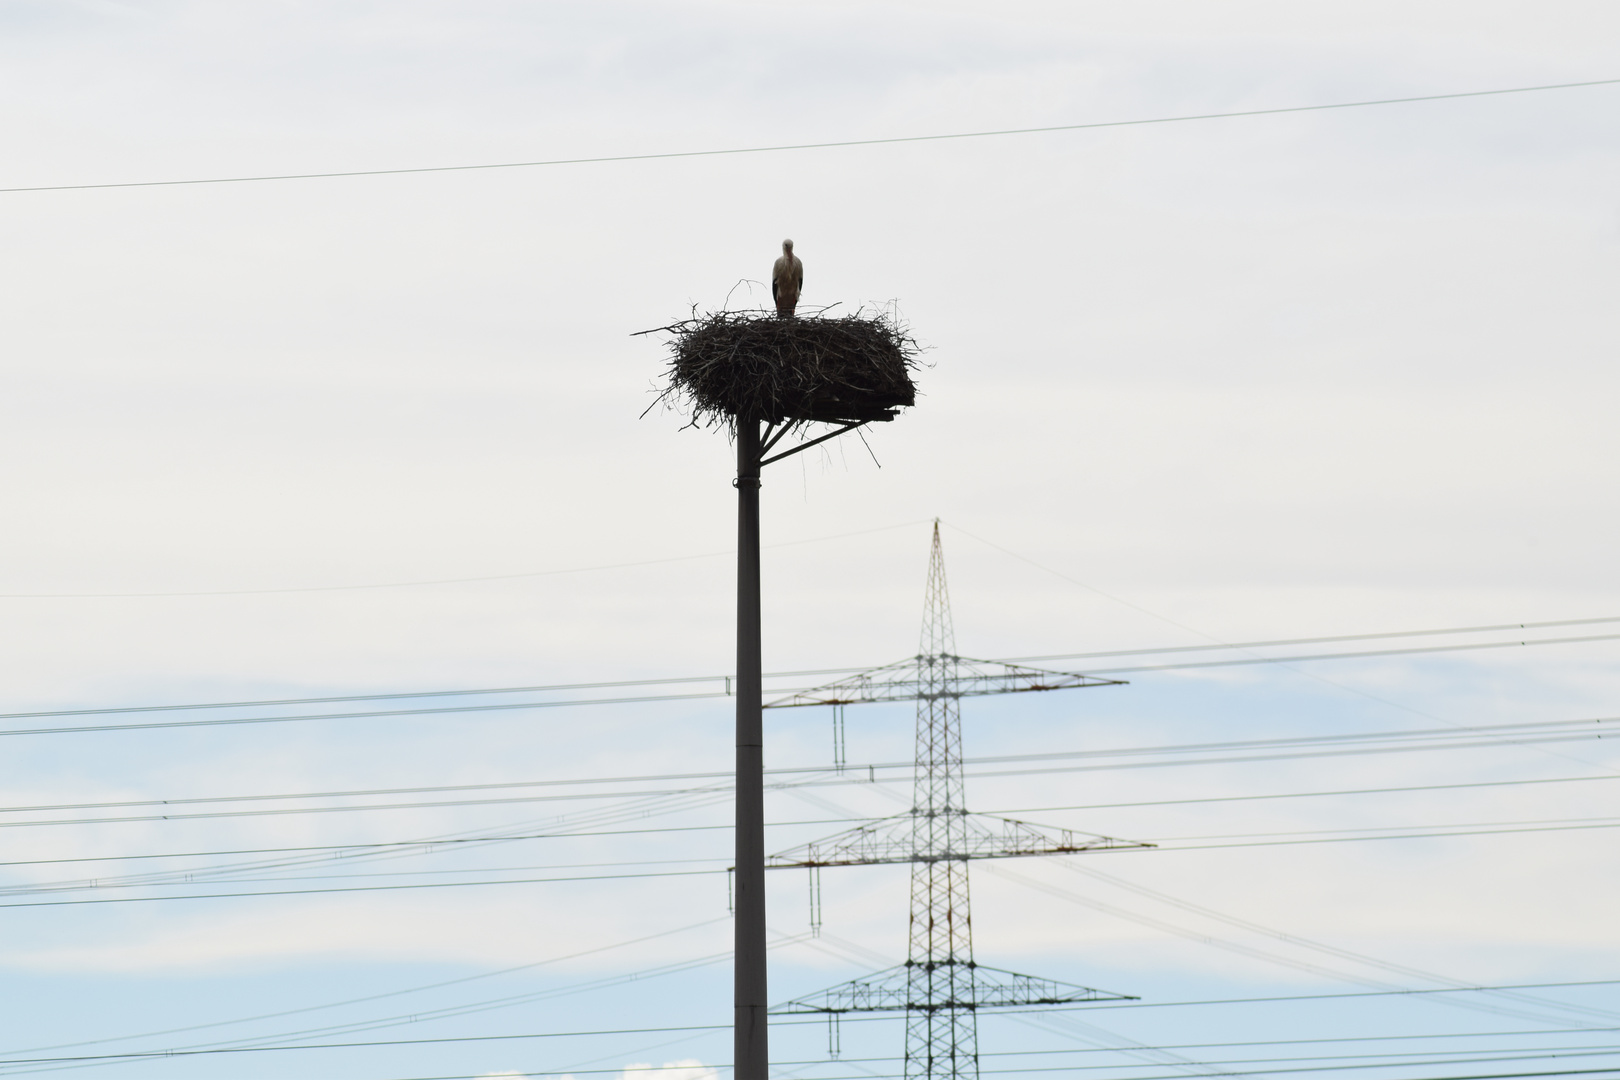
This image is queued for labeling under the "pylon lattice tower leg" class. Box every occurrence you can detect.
[907,523,978,1080]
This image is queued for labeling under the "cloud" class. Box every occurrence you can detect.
[619,1061,718,1080]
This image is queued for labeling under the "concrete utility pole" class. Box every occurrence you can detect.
[734,418,767,1078]
[731,413,883,1077]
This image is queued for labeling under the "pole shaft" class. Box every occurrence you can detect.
[734,419,768,1079]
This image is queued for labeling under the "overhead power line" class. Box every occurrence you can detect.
[4,932,816,1069]
[1080,632,1620,675]
[1005,615,1620,665]
[20,972,1619,1076]
[7,1037,1620,1070]
[8,816,1620,907]
[1,770,1614,870]
[1080,979,1620,1013]
[1,748,1609,832]
[0,917,734,1060]
[0,866,721,910]
[0,713,1604,813]
[220,1069,1620,1080]
[0,715,1611,828]
[4,631,1619,739]
[1,611,1615,725]
[0,715,1607,839]
[1,78,1616,196]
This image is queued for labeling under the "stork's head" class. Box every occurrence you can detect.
[782,239,794,254]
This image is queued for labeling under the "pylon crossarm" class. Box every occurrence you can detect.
[766,812,1153,869]
[765,655,1125,709]
[771,963,1136,1015]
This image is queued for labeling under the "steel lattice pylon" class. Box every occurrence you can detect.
[907,525,977,1080]
[773,523,1147,1080]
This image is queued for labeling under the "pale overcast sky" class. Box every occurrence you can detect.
[0,4,1618,1079]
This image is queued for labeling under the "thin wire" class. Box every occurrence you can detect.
[7,817,1620,907]
[3,646,1615,737]
[24,807,1620,898]
[990,772,1620,816]
[0,713,1602,814]
[1052,860,1620,1024]
[975,1028,1620,1054]
[1005,615,1620,664]
[1161,819,1620,851]
[2,932,810,1074]
[1091,981,1620,1012]
[985,864,1604,1028]
[0,721,1612,830]
[1079,633,1620,675]
[0,691,733,738]
[1154,813,1620,843]
[0,916,731,1057]
[943,522,1620,780]
[1,609,1614,723]
[9,766,1613,867]
[961,1060,1620,1080]
[158,1062,1620,1080]
[2,79,1616,196]
[9,1038,1620,1069]
[0,732,1609,831]
[15,977,1620,1078]
[0,866,722,909]
[0,821,769,867]
[0,1023,731,1066]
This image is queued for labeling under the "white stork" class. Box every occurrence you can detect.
[772,239,803,317]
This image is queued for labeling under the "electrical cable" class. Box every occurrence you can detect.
[0,917,731,1058]
[7,1037,1620,1070]
[129,1062,1620,1080]
[0,735,1611,833]
[0,713,1593,809]
[988,772,1620,817]
[1059,980,1620,1013]
[2,767,1612,869]
[13,974,1620,1078]
[0,932,813,1074]
[1154,814,1620,843]
[0,866,723,909]
[1078,634,1620,676]
[1157,819,1620,851]
[2,617,1619,722]
[2,630,1613,739]
[3,815,1618,905]
[982,1028,1620,1054]
[1048,860,1620,1024]
[958,1059,1620,1080]
[978,869,1600,1029]
[2,78,1616,196]
[1004,616,1620,665]
[0,714,1608,826]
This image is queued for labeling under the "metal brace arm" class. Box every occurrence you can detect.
[759,421,868,467]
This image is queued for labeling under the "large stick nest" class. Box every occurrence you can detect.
[643,309,921,430]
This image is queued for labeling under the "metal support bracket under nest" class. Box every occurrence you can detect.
[758,418,877,467]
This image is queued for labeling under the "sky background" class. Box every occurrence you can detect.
[1,2,1619,1079]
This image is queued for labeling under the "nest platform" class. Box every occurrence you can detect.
[646,310,919,430]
